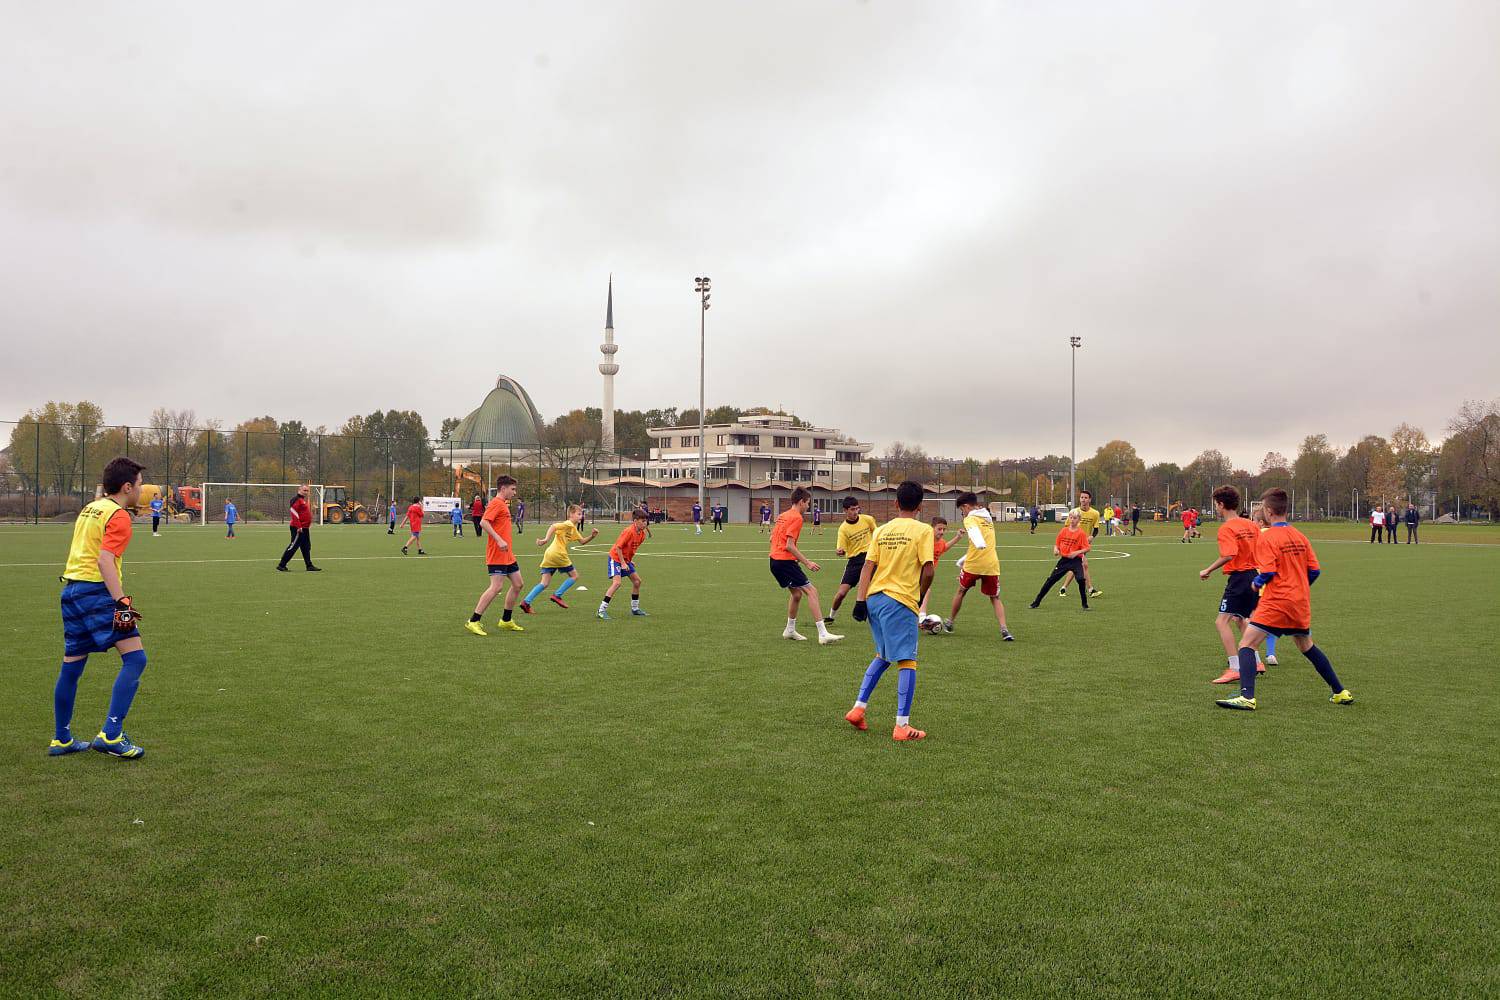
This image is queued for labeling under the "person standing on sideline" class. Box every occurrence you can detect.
[51,456,157,758]
[759,503,772,533]
[712,503,726,532]
[516,499,526,534]
[387,501,398,535]
[470,493,485,538]
[149,492,164,536]
[692,500,703,535]
[1029,506,1039,534]
[1386,505,1398,543]
[1405,503,1420,543]
[812,504,823,534]
[276,484,321,572]
[1369,505,1384,543]
[1131,504,1142,535]
[451,502,465,537]
[400,497,426,555]
[224,499,238,539]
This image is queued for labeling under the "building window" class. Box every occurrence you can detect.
[817,469,830,477]
[836,451,861,462]
[716,435,726,446]
[773,436,802,449]
[813,438,826,450]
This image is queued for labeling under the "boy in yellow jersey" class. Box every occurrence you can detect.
[1059,489,1104,599]
[50,457,151,759]
[826,496,877,625]
[844,481,935,741]
[945,492,1014,640]
[519,504,599,613]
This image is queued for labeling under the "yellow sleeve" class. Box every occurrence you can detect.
[918,525,935,564]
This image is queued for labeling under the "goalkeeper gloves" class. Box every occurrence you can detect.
[112,596,143,631]
[852,600,869,623]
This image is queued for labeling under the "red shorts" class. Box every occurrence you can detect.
[958,571,999,597]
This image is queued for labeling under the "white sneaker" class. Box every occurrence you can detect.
[818,631,845,645]
[783,629,808,641]
[1265,655,1279,666]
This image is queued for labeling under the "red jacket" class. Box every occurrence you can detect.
[471,498,484,517]
[290,495,312,529]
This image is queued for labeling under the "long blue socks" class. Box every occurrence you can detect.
[857,658,889,703]
[897,668,916,717]
[103,649,147,739]
[1264,634,1278,658]
[54,658,88,742]
[1304,645,1343,692]
[1238,648,1259,699]
[523,582,547,605]
[555,577,576,598]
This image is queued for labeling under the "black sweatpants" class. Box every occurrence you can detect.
[472,516,483,537]
[1407,524,1418,543]
[1386,524,1396,543]
[1034,557,1089,608]
[278,526,313,569]
[1370,524,1382,542]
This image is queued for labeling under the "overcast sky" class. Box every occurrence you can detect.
[3,1,1497,467]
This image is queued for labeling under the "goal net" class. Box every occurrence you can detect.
[200,483,326,525]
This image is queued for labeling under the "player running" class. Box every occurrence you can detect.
[50,457,153,759]
[400,496,426,555]
[769,487,843,644]
[1028,511,1092,610]
[1058,489,1104,599]
[520,504,599,613]
[467,475,524,635]
[826,496,876,625]
[599,510,650,619]
[844,480,936,742]
[1199,486,1267,685]
[945,493,1013,639]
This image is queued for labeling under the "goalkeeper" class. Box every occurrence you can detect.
[49,457,154,759]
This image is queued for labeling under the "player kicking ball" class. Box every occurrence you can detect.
[768,487,842,644]
[1216,488,1353,711]
[599,510,650,618]
[944,493,1013,640]
[844,480,935,742]
[521,504,598,613]
[50,457,153,759]
[1199,485,1266,684]
[467,475,524,635]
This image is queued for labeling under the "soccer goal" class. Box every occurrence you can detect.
[200,483,326,525]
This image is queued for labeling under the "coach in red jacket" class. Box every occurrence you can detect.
[276,484,322,572]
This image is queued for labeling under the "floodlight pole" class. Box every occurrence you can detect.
[694,276,712,518]
[1069,336,1081,502]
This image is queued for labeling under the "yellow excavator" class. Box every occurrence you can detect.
[321,486,371,524]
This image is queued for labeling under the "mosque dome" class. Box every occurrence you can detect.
[450,375,544,448]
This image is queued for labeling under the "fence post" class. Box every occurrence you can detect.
[352,435,358,516]
[34,420,41,524]
[205,430,212,493]
[80,423,87,506]
[315,433,322,486]
[417,438,423,498]
[280,433,287,523]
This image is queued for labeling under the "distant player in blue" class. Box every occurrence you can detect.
[517,500,526,533]
[451,503,465,537]
[387,501,398,535]
[149,494,164,536]
[224,500,238,539]
[760,504,772,533]
[692,501,703,535]
[812,506,823,533]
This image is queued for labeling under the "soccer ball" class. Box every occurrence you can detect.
[920,614,944,634]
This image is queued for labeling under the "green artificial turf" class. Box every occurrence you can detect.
[1,519,1496,998]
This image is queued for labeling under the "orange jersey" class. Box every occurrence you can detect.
[1216,516,1259,574]
[1055,526,1091,558]
[482,497,514,564]
[933,536,953,562]
[610,524,647,564]
[1253,524,1321,630]
[769,507,803,560]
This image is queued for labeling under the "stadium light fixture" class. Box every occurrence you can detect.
[1069,337,1082,503]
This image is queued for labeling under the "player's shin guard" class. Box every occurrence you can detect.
[54,658,87,742]
[1236,648,1259,700]
[103,649,147,740]
[1303,645,1343,692]
[555,577,576,597]
[857,658,889,704]
[523,582,546,605]
[896,664,916,722]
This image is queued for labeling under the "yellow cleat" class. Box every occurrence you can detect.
[1330,689,1354,705]
[1215,695,1257,711]
[464,621,488,637]
[496,620,525,632]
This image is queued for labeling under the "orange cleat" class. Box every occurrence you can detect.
[549,595,569,609]
[1212,669,1240,684]
[845,706,868,731]
[892,724,927,742]
[518,601,535,615]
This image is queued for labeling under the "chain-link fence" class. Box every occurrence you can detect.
[0,420,627,525]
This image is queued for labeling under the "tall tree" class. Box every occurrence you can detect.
[1389,423,1433,497]
[1439,400,1500,518]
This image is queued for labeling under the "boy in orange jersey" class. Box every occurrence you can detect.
[1028,511,1092,610]
[768,487,843,644]
[1200,485,1267,684]
[598,509,650,619]
[466,475,525,635]
[915,516,952,621]
[1217,488,1354,711]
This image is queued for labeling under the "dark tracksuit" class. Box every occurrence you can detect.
[1386,511,1397,543]
[278,496,316,569]
[1405,508,1419,543]
[1130,507,1141,535]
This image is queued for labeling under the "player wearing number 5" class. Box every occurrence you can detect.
[50,457,153,759]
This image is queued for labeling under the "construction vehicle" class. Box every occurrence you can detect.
[321,486,371,524]
[132,484,203,519]
[454,465,487,500]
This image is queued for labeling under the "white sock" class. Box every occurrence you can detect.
[1228,656,1237,669]
[854,700,868,709]
[786,618,797,631]
[896,715,910,727]
[816,620,830,637]
[631,597,640,610]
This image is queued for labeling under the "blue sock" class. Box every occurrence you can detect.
[1237,648,1259,700]
[554,577,576,598]
[1265,634,1278,657]
[523,582,546,605]
[54,658,87,742]
[1303,645,1343,692]
[103,649,147,739]
[896,668,916,717]
[857,658,889,703]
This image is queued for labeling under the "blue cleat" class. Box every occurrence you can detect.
[91,732,145,759]
[630,608,649,617]
[48,737,91,756]
[597,609,611,620]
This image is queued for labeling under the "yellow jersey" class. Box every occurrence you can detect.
[865,517,935,612]
[960,512,1000,576]
[836,514,877,558]
[541,520,585,568]
[63,497,133,583]
[1072,506,1101,535]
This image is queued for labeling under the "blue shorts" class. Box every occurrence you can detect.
[769,558,809,589]
[410,529,422,537]
[488,562,520,576]
[866,591,918,664]
[608,559,636,578]
[540,564,574,576]
[61,581,137,657]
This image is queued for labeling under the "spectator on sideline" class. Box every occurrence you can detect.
[1369,506,1383,543]
[1130,504,1142,535]
[516,499,526,533]
[1029,507,1039,534]
[387,501,398,535]
[1386,504,1398,543]
[1405,503,1420,544]
[276,485,321,572]
[470,493,485,538]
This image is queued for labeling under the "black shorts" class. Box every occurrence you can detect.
[769,558,810,590]
[1248,621,1310,638]
[840,553,867,588]
[487,562,520,576]
[1219,570,1260,619]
